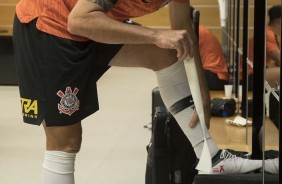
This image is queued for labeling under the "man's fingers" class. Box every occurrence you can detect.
[189,112,210,129]
[181,39,190,60]
[176,43,184,59]
[176,31,192,60]
[189,111,199,128]
[155,30,195,60]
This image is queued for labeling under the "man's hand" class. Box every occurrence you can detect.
[189,110,210,129]
[152,30,194,61]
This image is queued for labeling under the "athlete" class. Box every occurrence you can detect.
[248,5,281,88]
[13,1,262,183]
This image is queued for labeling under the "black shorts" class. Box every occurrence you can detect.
[204,70,228,91]
[13,16,123,127]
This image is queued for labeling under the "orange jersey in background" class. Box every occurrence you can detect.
[247,26,280,74]
[198,25,229,81]
[16,0,187,41]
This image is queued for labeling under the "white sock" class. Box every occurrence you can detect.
[42,151,76,184]
[156,61,219,158]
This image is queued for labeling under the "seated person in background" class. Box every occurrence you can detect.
[191,6,229,91]
[199,25,230,90]
[248,5,281,88]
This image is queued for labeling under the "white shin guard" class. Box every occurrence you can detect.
[42,151,76,184]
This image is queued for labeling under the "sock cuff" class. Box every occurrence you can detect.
[156,61,188,88]
[43,151,76,174]
[155,60,183,74]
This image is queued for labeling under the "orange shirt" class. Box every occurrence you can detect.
[248,26,280,74]
[16,0,187,41]
[198,25,229,81]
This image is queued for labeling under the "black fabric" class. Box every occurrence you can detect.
[151,87,165,121]
[211,98,236,117]
[13,16,122,126]
[204,70,228,91]
[264,150,279,160]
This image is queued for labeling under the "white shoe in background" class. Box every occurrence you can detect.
[265,158,279,174]
[225,116,252,127]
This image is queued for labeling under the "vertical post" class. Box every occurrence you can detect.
[241,0,249,119]
[227,0,232,68]
[232,0,236,86]
[279,11,282,184]
[235,0,240,98]
[242,0,250,148]
[252,0,266,161]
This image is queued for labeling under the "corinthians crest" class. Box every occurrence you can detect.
[57,87,80,116]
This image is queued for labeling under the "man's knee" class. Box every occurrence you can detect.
[43,122,82,153]
[148,49,178,71]
[60,137,82,153]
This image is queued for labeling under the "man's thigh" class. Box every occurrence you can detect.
[109,44,178,71]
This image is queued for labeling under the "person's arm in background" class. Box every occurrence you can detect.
[266,30,281,66]
[169,1,211,129]
[269,50,281,66]
[68,0,193,61]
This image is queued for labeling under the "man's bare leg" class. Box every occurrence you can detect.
[42,122,82,184]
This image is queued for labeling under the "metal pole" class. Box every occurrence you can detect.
[242,0,249,145]
[235,0,240,99]
[252,0,266,160]
[232,0,236,86]
[279,6,282,183]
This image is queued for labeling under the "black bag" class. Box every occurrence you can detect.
[145,106,197,184]
[211,98,236,117]
[151,87,165,121]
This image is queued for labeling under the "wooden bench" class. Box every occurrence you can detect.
[0,0,18,36]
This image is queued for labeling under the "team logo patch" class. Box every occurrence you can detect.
[57,87,80,116]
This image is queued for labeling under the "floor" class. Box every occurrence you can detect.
[0,67,279,184]
[0,67,156,184]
